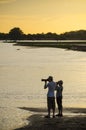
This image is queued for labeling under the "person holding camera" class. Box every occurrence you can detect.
[55,80,63,117]
[42,76,56,118]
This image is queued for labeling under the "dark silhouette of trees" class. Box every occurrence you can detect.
[26,32,59,40]
[8,27,24,40]
[60,30,86,40]
[0,33,5,40]
[45,32,59,40]
[0,27,86,40]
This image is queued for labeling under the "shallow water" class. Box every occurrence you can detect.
[0,43,86,130]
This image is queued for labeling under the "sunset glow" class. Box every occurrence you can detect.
[0,0,86,34]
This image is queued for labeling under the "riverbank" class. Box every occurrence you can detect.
[15,107,86,130]
[14,41,86,51]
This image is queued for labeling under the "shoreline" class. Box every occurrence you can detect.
[14,41,86,52]
[15,107,86,130]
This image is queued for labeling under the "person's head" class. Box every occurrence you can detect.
[47,76,53,82]
[58,80,63,86]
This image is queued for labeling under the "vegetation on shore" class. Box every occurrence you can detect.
[0,27,86,40]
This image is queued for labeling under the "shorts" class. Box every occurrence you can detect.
[47,97,55,111]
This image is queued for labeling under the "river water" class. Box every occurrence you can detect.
[0,42,86,130]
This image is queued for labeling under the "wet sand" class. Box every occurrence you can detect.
[15,107,86,130]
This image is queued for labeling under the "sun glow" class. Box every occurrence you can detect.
[0,0,86,34]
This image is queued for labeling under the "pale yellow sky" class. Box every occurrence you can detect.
[0,0,86,34]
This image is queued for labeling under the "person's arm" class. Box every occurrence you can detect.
[55,82,59,90]
[44,81,48,89]
[61,86,63,91]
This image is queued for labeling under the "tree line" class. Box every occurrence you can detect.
[0,27,86,40]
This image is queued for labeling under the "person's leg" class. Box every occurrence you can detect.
[56,97,60,116]
[45,97,50,118]
[52,97,55,118]
[59,97,63,116]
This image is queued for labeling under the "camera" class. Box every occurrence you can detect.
[41,79,48,82]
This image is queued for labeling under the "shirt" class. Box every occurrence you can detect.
[46,81,56,97]
[56,85,63,97]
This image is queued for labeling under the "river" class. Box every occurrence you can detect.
[0,42,86,130]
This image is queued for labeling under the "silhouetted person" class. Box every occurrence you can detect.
[56,80,63,116]
[43,76,56,118]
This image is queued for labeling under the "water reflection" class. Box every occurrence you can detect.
[0,43,86,130]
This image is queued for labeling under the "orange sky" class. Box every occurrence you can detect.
[0,0,86,34]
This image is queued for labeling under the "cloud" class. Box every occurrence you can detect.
[0,0,16,4]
